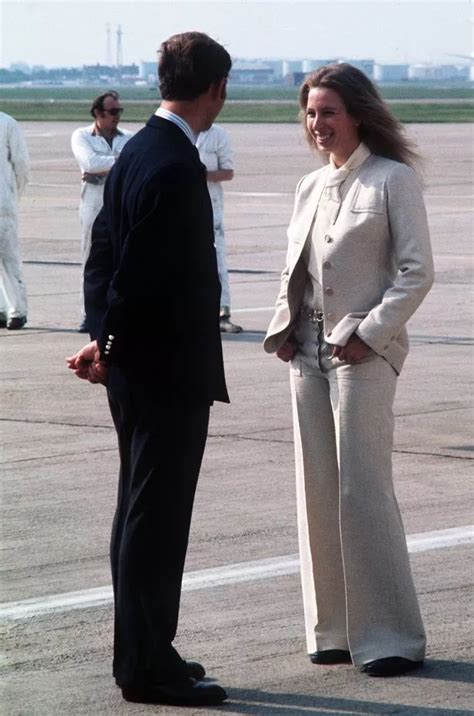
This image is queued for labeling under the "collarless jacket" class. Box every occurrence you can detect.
[263,155,434,374]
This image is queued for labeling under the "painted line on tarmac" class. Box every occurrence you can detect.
[233,306,275,313]
[23,132,54,138]
[29,182,76,188]
[425,193,474,199]
[1,526,472,622]
[30,158,73,165]
[228,191,292,197]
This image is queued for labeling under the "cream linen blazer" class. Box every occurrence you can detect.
[263,155,434,374]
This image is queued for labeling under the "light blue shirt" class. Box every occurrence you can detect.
[155,107,196,145]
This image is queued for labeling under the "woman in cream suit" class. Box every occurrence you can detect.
[264,64,434,677]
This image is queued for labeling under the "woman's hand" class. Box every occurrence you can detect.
[277,341,296,362]
[331,334,372,364]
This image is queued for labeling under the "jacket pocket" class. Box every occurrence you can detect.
[350,182,385,214]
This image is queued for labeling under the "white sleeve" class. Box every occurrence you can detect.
[71,129,116,174]
[215,127,234,171]
[9,120,30,195]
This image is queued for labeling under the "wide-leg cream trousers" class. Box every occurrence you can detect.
[289,318,426,665]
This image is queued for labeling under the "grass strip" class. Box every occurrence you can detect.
[0,85,473,101]
[4,100,473,123]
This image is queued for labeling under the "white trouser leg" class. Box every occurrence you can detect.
[79,185,104,319]
[291,339,426,663]
[291,364,349,654]
[330,357,426,664]
[214,219,230,312]
[0,281,8,316]
[0,214,27,318]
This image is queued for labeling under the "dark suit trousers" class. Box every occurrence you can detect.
[106,366,210,687]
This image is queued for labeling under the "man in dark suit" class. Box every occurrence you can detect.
[66,32,231,707]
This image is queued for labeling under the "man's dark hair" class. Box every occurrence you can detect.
[90,91,120,118]
[158,32,232,101]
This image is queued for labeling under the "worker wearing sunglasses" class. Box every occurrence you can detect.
[71,91,133,332]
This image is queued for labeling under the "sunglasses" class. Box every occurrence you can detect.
[104,108,124,116]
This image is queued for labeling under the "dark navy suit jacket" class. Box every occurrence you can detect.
[85,115,229,405]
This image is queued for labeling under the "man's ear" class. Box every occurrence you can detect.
[218,78,227,100]
[209,78,227,101]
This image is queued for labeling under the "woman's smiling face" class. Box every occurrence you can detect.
[305,86,360,167]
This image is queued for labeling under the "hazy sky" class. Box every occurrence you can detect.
[1,0,472,68]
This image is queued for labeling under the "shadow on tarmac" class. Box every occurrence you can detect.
[219,682,473,714]
[411,658,474,683]
[219,684,469,716]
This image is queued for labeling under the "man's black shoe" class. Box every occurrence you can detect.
[361,657,423,677]
[7,316,27,330]
[114,659,206,686]
[78,321,89,333]
[184,660,206,680]
[115,660,205,686]
[0,314,7,328]
[121,677,227,706]
[310,649,351,665]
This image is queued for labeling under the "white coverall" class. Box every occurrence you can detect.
[196,125,233,311]
[0,112,30,320]
[71,123,132,318]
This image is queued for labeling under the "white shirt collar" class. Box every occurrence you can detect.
[91,123,124,138]
[329,142,371,173]
[155,108,196,145]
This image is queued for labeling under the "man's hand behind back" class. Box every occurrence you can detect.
[66,340,109,385]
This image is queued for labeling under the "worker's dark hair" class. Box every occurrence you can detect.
[90,91,120,118]
[158,32,232,101]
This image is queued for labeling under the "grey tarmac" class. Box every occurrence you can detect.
[1,122,472,715]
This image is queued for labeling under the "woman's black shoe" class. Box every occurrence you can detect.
[361,657,423,677]
[309,649,352,664]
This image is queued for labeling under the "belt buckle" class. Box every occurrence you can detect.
[310,309,323,323]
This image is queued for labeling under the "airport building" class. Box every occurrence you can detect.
[1,56,472,87]
[230,62,275,84]
[343,59,375,78]
[301,59,337,73]
[408,63,471,81]
[262,59,285,79]
[374,64,410,82]
[282,60,302,77]
[139,61,157,84]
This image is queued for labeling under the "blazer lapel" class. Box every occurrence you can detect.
[293,169,327,245]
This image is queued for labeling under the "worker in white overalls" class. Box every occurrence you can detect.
[0,111,30,330]
[197,124,242,333]
[71,91,132,332]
